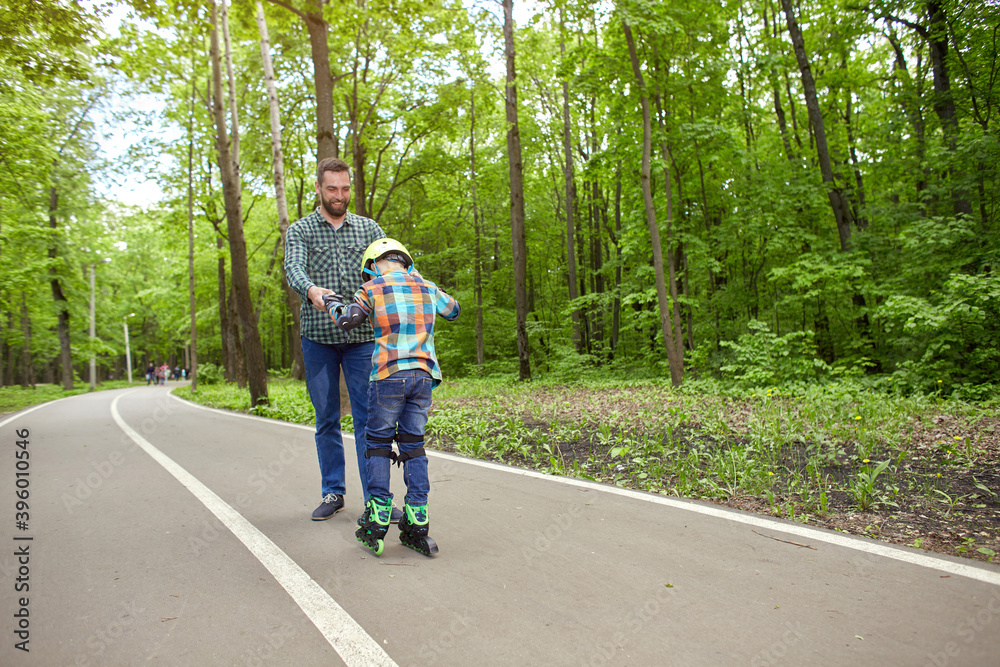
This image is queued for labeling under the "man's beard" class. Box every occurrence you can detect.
[322,196,348,218]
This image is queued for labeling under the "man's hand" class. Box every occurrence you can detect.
[307,286,342,312]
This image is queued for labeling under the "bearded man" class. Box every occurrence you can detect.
[285,157,400,523]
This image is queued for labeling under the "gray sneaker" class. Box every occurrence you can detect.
[312,493,344,520]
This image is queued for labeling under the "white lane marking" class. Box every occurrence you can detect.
[0,398,71,429]
[429,450,1000,587]
[111,393,396,667]
[169,393,1000,586]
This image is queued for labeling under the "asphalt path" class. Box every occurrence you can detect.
[1,384,999,666]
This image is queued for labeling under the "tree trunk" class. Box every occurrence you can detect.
[844,91,868,229]
[349,25,369,218]
[217,237,233,379]
[211,0,268,406]
[48,182,73,389]
[88,264,96,389]
[560,14,582,352]
[781,0,855,251]
[587,94,605,349]
[504,0,530,381]
[623,21,683,387]
[590,179,605,347]
[187,53,199,393]
[257,1,304,380]
[887,31,929,201]
[20,295,34,388]
[926,0,972,217]
[763,3,795,161]
[230,282,247,388]
[652,69,686,371]
[265,0,337,159]
[469,86,485,369]
[610,161,622,355]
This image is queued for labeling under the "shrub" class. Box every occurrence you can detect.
[195,362,225,385]
[719,320,830,388]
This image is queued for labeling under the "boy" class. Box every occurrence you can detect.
[326,238,460,556]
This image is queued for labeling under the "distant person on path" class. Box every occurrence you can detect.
[331,238,460,556]
[284,157,394,522]
[146,363,155,385]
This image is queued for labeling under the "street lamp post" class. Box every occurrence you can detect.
[89,264,97,390]
[123,313,136,383]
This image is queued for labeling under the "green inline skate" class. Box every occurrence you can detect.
[398,503,438,556]
[355,496,392,556]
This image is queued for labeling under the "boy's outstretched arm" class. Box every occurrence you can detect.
[325,293,372,331]
[435,288,460,321]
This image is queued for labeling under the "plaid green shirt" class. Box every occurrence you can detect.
[284,208,386,344]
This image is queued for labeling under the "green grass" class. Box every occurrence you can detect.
[0,380,136,415]
[174,379,319,425]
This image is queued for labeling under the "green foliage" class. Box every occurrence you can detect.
[847,459,896,512]
[195,362,225,386]
[720,321,829,388]
[0,381,133,414]
[4,0,999,403]
[881,272,1000,393]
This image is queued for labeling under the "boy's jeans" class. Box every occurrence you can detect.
[365,369,433,506]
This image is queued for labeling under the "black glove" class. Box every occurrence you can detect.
[321,293,346,313]
[335,303,369,331]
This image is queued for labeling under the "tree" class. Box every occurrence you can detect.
[262,0,339,159]
[622,18,683,387]
[780,0,856,252]
[256,0,305,380]
[209,0,269,407]
[503,0,531,381]
[559,9,582,352]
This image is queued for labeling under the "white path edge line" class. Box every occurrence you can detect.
[111,393,396,667]
[168,394,1000,587]
[0,397,73,430]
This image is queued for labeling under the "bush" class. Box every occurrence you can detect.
[195,362,225,385]
[880,272,1000,393]
[719,320,830,388]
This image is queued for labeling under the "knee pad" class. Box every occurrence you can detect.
[365,433,397,463]
[394,432,425,467]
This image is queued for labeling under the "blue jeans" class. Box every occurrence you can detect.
[302,337,375,501]
[365,369,433,506]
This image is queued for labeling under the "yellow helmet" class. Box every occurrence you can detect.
[361,238,413,280]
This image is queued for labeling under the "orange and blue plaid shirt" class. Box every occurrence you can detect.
[351,269,460,385]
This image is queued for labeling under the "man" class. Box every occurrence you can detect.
[284,157,399,522]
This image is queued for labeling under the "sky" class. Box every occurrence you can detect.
[94,3,170,207]
[93,0,545,209]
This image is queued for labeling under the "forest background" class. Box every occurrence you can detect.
[2,1,999,560]
[2,0,997,397]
